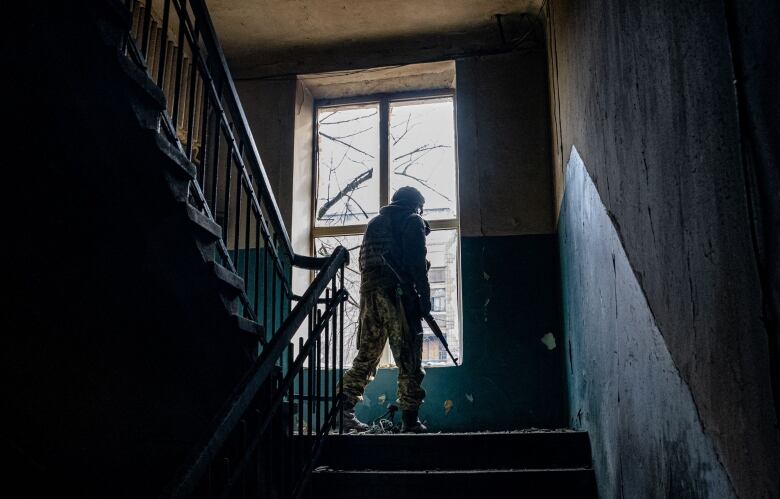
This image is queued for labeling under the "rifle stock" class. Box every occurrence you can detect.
[381,253,459,366]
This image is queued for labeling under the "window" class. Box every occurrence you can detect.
[431,288,447,313]
[312,91,461,367]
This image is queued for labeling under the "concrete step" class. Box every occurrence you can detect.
[316,431,592,471]
[210,261,245,295]
[312,467,597,499]
[184,203,222,242]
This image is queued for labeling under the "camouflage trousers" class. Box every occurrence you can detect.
[341,289,426,411]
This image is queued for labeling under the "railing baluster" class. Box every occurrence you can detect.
[339,266,345,433]
[298,337,304,437]
[222,142,232,245]
[307,309,313,437]
[186,53,198,156]
[149,23,161,76]
[131,3,143,43]
[287,343,295,498]
[271,268,278,334]
[140,0,153,58]
[324,289,330,425]
[164,41,176,108]
[243,186,251,287]
[316,308,322,434]
[210,115,220,212]
[262,237,269,336]
[254,217,260,318]
[196,79,209,186]
[233,170,242,271]
[331,277,338,428]
[172,9,186,128]
[156,0,171,87]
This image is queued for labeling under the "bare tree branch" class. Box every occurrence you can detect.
[326,126,372,140]
[318,110,337,123]
[393,143,449,162]
[320,132,375,158]
[395,171,452,201]
[319,110,377,125]
[391,114,419,146]
[345,192,369,219]
[317,169,373,219]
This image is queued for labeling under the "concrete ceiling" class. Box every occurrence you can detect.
[206,0,544,78]
[301,61,456,99]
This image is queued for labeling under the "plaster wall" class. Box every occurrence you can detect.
[235,48,563,430]
[457,50,554,236]
[547,0,780,496]
[237,49,555,240]
[235,79,297,233]
[560,148,735,498]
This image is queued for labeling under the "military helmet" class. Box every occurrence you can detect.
[391,186,425,210]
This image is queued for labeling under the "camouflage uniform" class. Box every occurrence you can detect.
[341,289,426,410]
[341,198,430,411]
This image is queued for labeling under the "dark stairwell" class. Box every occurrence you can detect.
[312,432,597,498]
[15,0,778,498]
[5,1,592,496]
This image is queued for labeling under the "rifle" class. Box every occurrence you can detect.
[381,253,459,366]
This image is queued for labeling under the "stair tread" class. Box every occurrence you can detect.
[149,131,196,180]
[316,430,593,470]
[232,313,265,340]
[315,467,594,474]
[184,203,222,241]
[210,261,245,293]
[312,464,598,498]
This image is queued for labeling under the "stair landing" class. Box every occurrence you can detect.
[312,430,597,498]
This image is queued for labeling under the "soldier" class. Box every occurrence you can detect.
[340,186,431,433]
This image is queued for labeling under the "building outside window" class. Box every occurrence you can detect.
[312,91,461,367]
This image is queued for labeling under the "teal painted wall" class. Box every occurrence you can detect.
[349,234,567,431]
[235,248,292,340]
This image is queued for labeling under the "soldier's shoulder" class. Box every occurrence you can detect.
[402,213,425,229]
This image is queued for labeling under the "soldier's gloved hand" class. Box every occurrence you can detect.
[419,295,432,317]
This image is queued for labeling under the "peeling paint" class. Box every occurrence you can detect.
[465,393,474,403]
[541,332,557,350]
[444,399,454,415]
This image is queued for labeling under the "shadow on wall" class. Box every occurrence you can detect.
[559,146,735,498]
[354,234,567,431]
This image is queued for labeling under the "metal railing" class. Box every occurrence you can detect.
[124,0,293,334]
[169,248,350,498]
[118,0,352,496]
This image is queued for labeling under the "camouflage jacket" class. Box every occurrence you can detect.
[358,203,430,307]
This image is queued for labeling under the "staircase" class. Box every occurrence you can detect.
[8,1,598,498]
[312,431,597,498]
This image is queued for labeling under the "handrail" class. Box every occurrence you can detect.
[187,0,293,258]
[120,2,351,496]
[123,0,296,336]
[169,246,350,498]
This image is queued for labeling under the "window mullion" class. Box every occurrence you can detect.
[379,97,389,207]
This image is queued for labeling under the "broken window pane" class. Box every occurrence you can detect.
[315,104,380,227]
[389,98,457,221]
[314,234,363,367]
[422,229,460,366]
[315,228,460,368]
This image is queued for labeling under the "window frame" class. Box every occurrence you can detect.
[311,88,460,238]
[311,88,463,367]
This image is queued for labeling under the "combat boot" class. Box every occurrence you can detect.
[400,409,427,433]
[340,402,369,433]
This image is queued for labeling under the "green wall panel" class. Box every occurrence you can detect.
[347,234,567,431]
